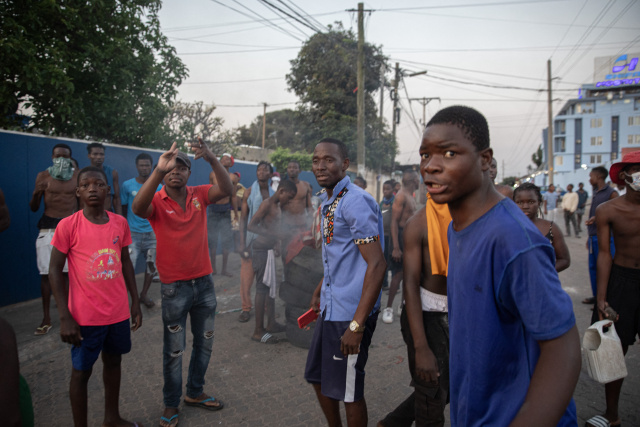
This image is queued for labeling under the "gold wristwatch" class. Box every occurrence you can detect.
[349,320,365,333]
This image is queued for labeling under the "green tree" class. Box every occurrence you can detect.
[1,0,188,147]
[285,24,396,170]
[235,109,306,151]
[166,101,232,154]
[269,147,312,173]
[500,176,518,187]
[531,145,543,170]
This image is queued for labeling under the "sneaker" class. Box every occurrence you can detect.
[382,307,394,324]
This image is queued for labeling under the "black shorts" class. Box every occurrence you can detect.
[591,264,640,347]
[304,312,378,402]
[252,249,271,296]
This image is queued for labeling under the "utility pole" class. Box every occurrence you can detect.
[262,102,267,149]
[391,62,400,172]
[547,59,554,186]
[409,97,440,126]
[356,2,365,177]
[377,63,385,202]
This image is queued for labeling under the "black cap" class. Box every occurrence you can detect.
[176,151,191,169]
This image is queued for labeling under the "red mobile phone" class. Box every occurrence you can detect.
[298,308,319,329]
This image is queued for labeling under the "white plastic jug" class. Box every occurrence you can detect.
[582,320,628,384]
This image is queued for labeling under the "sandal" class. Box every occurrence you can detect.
[251,332,279,344]
[34,324,52,335]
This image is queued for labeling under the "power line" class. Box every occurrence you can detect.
[182,77,284,85]
[386,41,632,54]
[376,1,560,11]
[215,102,296,108]
[177,46,299,55]
[260,0,321,33]
[208,0,304,42]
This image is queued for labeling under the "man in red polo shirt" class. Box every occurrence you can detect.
[132,139,233,427]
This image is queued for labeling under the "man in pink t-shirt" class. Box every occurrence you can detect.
[132,139,233,426]
[49,166,142,427]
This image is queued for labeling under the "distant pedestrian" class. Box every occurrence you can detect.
[423,105,580,425]
[561,183,580,237]
[247,179,297,344]
[306,138,386,427]
[353,175,367,190]
[513,183,570,272]
[49,166,142,427]
[120,153,162,308]
[379,180,395,290]
[132,139,232,426]
[29,143,78,336]
[583,166,618,305]
[383,170,419,324]
[86,143,121,214]
[542,183,560,223]
[585,151,640,427]
[238,161,274,323]
[207,153,237,277]
[576,182,589,233]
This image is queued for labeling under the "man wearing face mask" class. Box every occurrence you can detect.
[585,150,640,427]
[30,143,79,336]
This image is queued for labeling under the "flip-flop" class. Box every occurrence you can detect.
[251,332,279,344]
[184,396,224,412]
[585,415,621,427]
[34,324,52,335]
[238,311,250,323]
[159,414,179,427]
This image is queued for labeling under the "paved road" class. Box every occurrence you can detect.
[3,234,638,426]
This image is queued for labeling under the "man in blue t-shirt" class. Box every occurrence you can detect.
[543,184,560,223]
[422,106,581,426]
[121,153,162,308]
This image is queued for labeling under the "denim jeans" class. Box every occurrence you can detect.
[161,274,217,408]
[129,231,157,274]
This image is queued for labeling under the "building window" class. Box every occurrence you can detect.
[628,135,640,145]
[555,120,566,134]
[590,154,602,164]
[590,118,602,128]
[578,102,595,114]
[554,137,566,152]
[629,116,640,126]
[611,152,618,161]
[590,136,603,146]
[555,156,563,166]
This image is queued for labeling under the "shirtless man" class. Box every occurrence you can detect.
[86,143,121,214]
[378,197,451,427]
[383,170,419,324]
[283,160,312,228]
[208,153,238,276]
[30,144,78,335]
[238,161,274,322]
[585,151,640,427]
[490,158,514,199]
[247,179,297,344]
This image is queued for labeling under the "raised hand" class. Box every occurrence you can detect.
[190,137,215,162]
[157,142,180,173]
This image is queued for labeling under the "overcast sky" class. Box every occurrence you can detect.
[158,0,639,179]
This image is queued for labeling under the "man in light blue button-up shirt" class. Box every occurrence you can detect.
[304,138,386,427]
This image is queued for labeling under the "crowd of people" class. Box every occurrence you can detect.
[1,105,639,427]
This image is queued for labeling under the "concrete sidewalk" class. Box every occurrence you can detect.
[2,235,639,426]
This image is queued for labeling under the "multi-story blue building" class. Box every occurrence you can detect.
[532,52,640,189]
